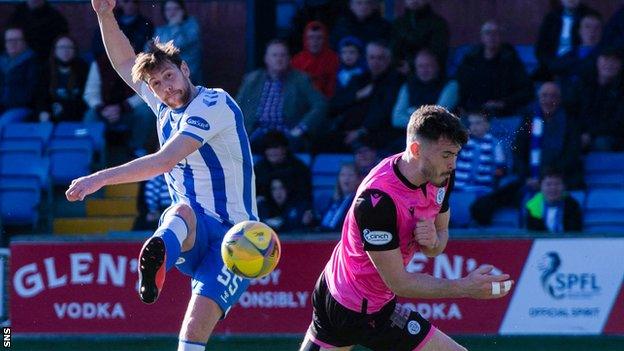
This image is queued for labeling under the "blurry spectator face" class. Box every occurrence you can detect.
[541,175,564,204]
[414,51,439,82]
[54,37,76,63]
[164,1,185,25]
[340,45,360,66]
[146,61,193,109]
[579,15,602,46]
[405,0,430,11]
[538,82,562,116]
[355,146,377,173]
[560,0,580,10]
[306,28,325,55]
[597,55,623,83]
[270,179,288,206]
[4,29,27,58]
[366,43,391,77]
[264,43,290,76]
[338,165,360,195]
[265,146,287,165]
[468,114,489,139]
[350,0,376,21]
[118,0,139,16]
[480,21,501,52]
[27,0,45,9]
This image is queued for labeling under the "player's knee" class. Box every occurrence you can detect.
[171,204,195,221]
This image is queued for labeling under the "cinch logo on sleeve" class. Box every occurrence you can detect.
[363,229,392,245]
[186,116,210,130]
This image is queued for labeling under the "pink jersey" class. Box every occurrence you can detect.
[323,153,453,313]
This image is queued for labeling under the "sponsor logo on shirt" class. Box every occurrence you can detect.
[407,320,421,335]
[436,188,445,205]
[363,229,392,245]
[186,116,210,130]
[175,257,186,265]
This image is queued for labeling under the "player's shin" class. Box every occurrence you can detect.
[155,214,188,270]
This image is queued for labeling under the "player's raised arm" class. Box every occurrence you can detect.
[92,0,141,93]
[66,134,201,202]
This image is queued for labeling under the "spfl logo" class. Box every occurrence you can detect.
[186,116,210,130]
[538,251,600,300]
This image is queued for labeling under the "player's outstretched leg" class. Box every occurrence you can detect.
[139,203,196,304]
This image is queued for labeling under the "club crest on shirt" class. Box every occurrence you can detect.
[186,116,211,130]
[436,188,445,205]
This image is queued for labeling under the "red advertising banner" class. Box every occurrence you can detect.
[11,239,530,335]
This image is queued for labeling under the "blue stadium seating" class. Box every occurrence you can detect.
[312,154,354,189]
[0,140,43,157]
[514,44,538,74]
[449,190,479,228]
[584,152,624,189]
[295,153,312,166]
[490,207,521,229]
[53,122,105,154]
[568,190,586,208]
[0,153,50,188]
[1,122,53,147]
[49,139,94,184]
[0,177,41,227]
[584,189,624,232]
[313,188,334,216]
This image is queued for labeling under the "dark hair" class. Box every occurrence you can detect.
[265,39,290,56]
[580,11,603,23]
[598,46,623,61]
[262,130,289,150]
[540,167,564,182]
[161,0,189,22]
[407,105,469,145]
[131,39,183,83]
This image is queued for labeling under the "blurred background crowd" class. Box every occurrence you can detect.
[1,0,624,244]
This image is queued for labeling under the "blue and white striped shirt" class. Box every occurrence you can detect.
[140,84,258,224]
[455,133,505,191]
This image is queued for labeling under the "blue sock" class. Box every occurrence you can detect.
[154,215,188,271]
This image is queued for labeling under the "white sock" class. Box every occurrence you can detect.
[160,214,188,245]
[177,340,205,351]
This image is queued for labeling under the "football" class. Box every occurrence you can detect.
[221,220,281,279]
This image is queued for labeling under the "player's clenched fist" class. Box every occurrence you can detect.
[460,265,514,299]
[92,0,116,15]
[414,218,438,249]
[66,175,104,202]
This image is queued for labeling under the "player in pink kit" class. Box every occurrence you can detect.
[300,106,514,351]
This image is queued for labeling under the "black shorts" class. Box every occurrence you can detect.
[303,273,434,351]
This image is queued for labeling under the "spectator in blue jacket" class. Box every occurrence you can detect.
[0,27,39,128]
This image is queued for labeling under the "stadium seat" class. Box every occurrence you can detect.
[568,190,586,208]
[0,140,43,157]
[584,189,624,232]
[489,207,520,229]
[53,122,105,154]
[313,188,334,215]
[49,139,94,184]
[0,177,41,227]
[312,154,353,177]
[446,44,474,77]
[584,152,624,189]
[0,153,50,187]
[1,122,53,147]
[514,44,538,74]
[295,153,312,166]
[449,190,479,228]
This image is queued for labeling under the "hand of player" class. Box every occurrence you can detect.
[414,219,438,249]
[460,265,514,299]
[92,0,116,16]
[66,174,104,202]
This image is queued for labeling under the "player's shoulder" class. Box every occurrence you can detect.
[354,188,397,215]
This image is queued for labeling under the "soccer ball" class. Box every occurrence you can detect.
[221,220,281,279]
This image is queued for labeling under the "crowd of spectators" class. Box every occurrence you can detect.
[2,0,624,234]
